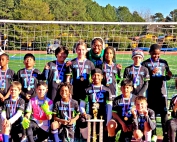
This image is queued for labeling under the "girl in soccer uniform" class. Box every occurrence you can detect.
[102,46,121,99]
[86,37,105,69]
[124,48,150,96]
[107,79,136,142]
[68,41,95,102]
[43,46,71,102]
[141,44,172,136]
[51,83,80,142]
[79,68,112,141]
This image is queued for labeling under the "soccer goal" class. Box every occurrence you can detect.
[0,20,177,98]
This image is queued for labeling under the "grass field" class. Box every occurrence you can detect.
[8,52,177,136]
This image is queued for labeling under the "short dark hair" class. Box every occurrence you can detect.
[24,53,35,61]
[58,82,73,95]
[91,68,103,76]
[120,79,133,87]
[55,46,69,57]
[149,44,161,53]
[103,46,116,63]
[37,81,48,89]
[0,53,9,60]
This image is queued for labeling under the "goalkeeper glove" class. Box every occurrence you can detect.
[22,117,30,129]
[41,101,56,115]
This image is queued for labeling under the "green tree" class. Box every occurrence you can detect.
[151,12,164,22]
[0,0,14,19]
[132,11,145,22]
[116,6,133,22]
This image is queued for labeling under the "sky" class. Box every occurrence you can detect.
[94,0,177,17]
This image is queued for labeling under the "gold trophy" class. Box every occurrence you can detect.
[87,103,104,142]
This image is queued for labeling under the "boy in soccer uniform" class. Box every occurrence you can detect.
[107,79,136,142]
[68,41,95,102]
[43,46,70,102]
[86,37,105,69]
[22,81,53,142]
[0,53,16,136]
[1,81,25,142]
[0,53,16,102]
[124,48,150,96]
[163,78,177,142]
[132,96,156,142]
[51,83,80,142]
[141,44,172,138]
[17,53,44,104]
[79,68,112,141]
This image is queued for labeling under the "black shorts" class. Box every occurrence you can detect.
[58,124,75,142]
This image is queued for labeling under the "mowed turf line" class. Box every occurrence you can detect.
[8,53,177,136]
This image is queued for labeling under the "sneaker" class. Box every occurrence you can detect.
[151,135,157,142]
[21,136,28,142]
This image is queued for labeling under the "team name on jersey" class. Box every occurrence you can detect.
[73,64,89,69]
[88,90,106,93]
[0,75,11,78]
[104,69,117,74]
[6,103,24,108]
[147,63,165,67]
[58,107,74,111]
[20,73,37,77]
[51,66,66,71]
[129,71,145,75]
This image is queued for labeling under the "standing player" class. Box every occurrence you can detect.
[17,53,44,103]
[1,81,25,142]
[0,53,16,102]
[124,48,150,96]
[163,78,177,142]
[102,46,121,99]
[86,37,105,69]
[68,41,95,102]
[43,46,71,102]
[51,83,80,142]
[79,68,112,141]
[142,44,172,140]
[0,53,16,136]
[132,96,156,142]
[107,79,136,142]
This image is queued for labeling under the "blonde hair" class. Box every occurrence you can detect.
[76,40,87,50]
[135,96,147,104]
[10,81,22,91]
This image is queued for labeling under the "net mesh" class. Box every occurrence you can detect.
[0,20,176,98]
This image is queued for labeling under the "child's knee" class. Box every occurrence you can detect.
[3,125,10,135]
[107,120,117,135]
[80,127,88,139]
[51,121,59,130]
[133,129,143,140]
[144,122,151,131]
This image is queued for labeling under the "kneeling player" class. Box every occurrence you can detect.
[107,79,136,142]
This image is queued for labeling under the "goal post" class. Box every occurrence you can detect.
[0,20,176,98]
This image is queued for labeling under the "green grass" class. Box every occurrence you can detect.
[8,52,177,136]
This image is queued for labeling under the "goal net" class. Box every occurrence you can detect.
[0,20,177,98]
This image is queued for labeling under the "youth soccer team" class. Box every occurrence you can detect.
[0,37,176,142]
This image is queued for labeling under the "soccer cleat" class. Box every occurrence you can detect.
[151,135,157,142]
